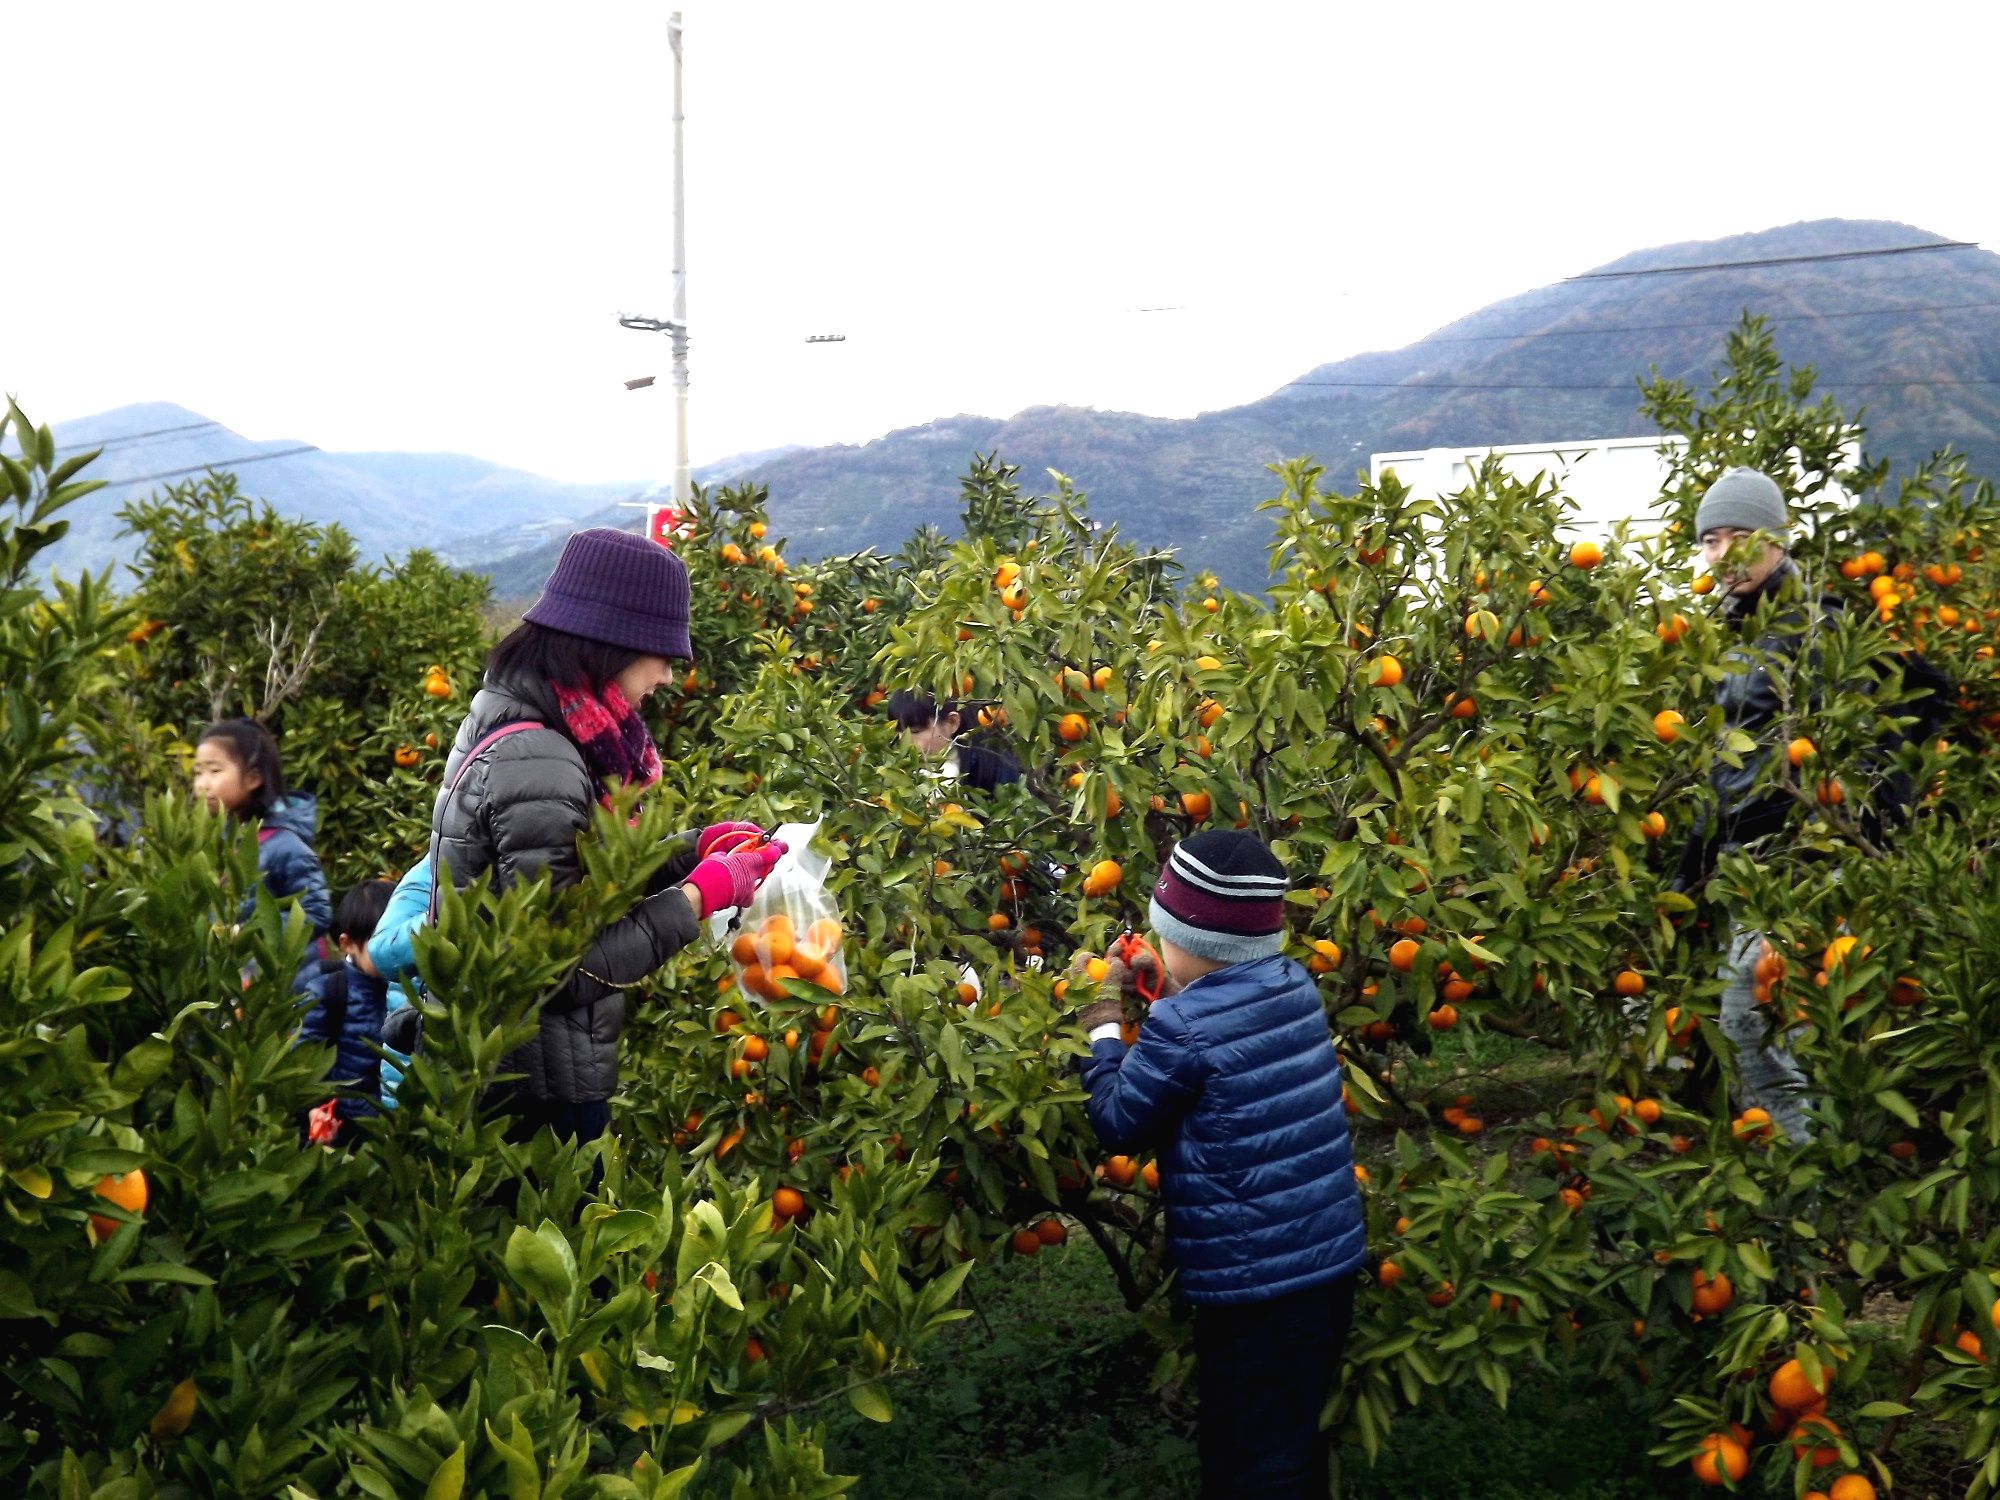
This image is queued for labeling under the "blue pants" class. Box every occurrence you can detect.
[1192,1275,1356,1498]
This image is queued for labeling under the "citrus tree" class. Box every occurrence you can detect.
[11,309,2000,1497]
[626,318,2000,1498]
[0,408,963,1498]
[111,475,493,889]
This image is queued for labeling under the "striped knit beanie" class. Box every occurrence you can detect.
[1148,830,1288,965]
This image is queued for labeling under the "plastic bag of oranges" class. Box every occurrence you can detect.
[723,820,847,1004]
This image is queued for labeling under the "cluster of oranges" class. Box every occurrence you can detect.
[1686,1349,1879,1495]
[1009,1218,1067,1256]
[729,913,846,1002]
[88,1169,148,1241]
[1079,859,1123,898]
[1098,1154,1160,1192]
[994,558,1028,617]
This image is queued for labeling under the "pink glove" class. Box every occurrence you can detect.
[697,820,766,858]
[684,840,788,919]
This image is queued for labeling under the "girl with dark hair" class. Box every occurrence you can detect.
[884,688,1021,793]
[192,717,332,948]
[433,527,785,1144]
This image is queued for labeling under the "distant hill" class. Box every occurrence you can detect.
[16,403,650,582]
[659,217,1999,594]
[30,220,2000,598]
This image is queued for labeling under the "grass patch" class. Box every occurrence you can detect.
[827,1242,1705,1499]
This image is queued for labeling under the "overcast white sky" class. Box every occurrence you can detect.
[11,2,1993,482]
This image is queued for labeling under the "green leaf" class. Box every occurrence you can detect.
[686,1261,743,1312]
[504,1224,576,1313]
[485,1415,540,1500]
[651,1459,704,1499]
[1873,1089,1920,1128]
[422,1441,466,1500]
[1857,1401,1913,1419]
[114,1263,216,1288]
[111,1038,174,1093]
[584,1207,659,1264]
[9,1164,52,1199]
[0,1269,45,1318]
[847,1382,894,1423]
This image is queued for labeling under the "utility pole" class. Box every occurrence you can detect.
[667,9,689,506]
[619,9,691,506]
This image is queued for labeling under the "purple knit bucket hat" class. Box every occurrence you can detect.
[523,528,693,659]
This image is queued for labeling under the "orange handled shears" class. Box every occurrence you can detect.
[1111,930,1164,1003]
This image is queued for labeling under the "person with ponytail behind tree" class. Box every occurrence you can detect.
[432,527,785,1144]
[885,688,1021,792]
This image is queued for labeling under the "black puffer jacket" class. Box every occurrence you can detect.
[1675,560,1846,888]
[432,671,699,1102]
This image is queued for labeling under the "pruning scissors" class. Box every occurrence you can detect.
[1110,930,1164,1004]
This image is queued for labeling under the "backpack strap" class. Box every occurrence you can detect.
[427,721,547,923]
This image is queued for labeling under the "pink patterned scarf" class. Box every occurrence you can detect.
[553,681,663,802]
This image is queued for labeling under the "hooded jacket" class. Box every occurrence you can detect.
[1080,954,1367,1304]
[298,961,388,1119]
[1675,560,1853,889]
[430,671,700,1103]
[246,793,332,933]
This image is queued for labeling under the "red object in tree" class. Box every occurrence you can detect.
[307,1099,341,1146]
[649,504,689,550]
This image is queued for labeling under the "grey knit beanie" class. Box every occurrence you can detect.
[1694,468,1789,539]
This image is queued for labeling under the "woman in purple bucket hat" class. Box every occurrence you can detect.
[424,527,784,1143]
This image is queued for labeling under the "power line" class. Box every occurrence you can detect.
[58,418,222,451]
[1565,241,1977,282]
[92,446,319,488]
[1410,298,2000,347]
[1286,376,2000,392]
[4,417,225,463]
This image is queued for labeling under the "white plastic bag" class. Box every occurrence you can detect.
[717,820,848,1004]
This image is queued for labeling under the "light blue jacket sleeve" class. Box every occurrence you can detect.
[366,859,432,984]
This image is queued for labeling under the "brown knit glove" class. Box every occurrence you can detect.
[1067,950,1140,1031]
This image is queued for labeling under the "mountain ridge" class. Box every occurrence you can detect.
[28,219,2000,595]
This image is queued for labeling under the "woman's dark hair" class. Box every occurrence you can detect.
[198,718,286,820]
[337,879,396,945]
[487,621,644,693]
[884,688,958,731]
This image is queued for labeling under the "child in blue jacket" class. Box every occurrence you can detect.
[364,859,432,1105]
[297,880,405,1139]
[1076,830,1367,1500]
[192,718,331,986]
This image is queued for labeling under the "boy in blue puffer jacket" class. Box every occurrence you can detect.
[298,880,402,1140]
[1076,830,1366,1500]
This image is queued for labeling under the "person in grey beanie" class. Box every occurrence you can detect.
[1672,468,1830,1140]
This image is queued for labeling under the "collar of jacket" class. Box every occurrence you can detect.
[1723,555,1799,622]
[1171,951,1293,1000]
[475,670,568,735]
[345,962,389,1005]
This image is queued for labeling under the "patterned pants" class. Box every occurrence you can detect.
[1717,923,1812,1140]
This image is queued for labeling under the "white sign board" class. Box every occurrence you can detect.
[1370,435,1688,539]
[1369,434,1861,540]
